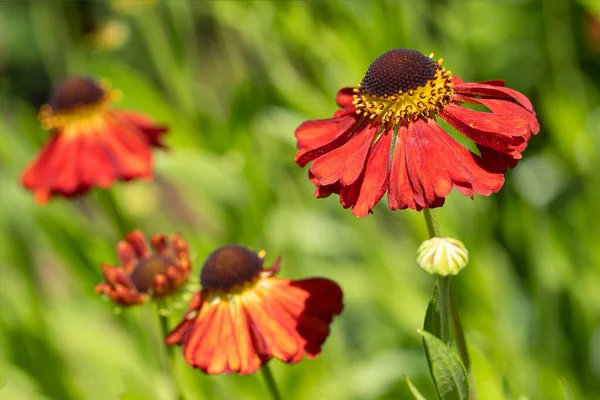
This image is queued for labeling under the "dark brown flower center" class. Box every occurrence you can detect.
[130,255,170,293]
[360,49,437,97]
[49,77,106,111]
[200,245,263,291]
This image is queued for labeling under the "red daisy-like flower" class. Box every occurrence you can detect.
[166,245,343,375]
[21,76,168,203]
[96,230,191,307]
[295,49,540,217]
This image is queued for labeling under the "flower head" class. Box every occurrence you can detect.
[166,245,343,375]
[295,49,540,217]
[21,76,168,203]
[96,230,191,307]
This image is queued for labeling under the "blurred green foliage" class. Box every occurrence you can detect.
[1,1,600,399]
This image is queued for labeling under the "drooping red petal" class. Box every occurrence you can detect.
[77,132,118,189]
[100,117,153,180]
[243,289,302,363]
[388,119,506,210]
[351,129,393,217]
[308,171,342,199]
[21,134,89,201]
[454,82,534,112]
[295,115,357,167]
[309,124,376,186]
[112,110,168,148]
[439,103,529,159]
[388,125,419,210]
[452,94,540,135]
[420,118,505,198]
[405,121,448,207]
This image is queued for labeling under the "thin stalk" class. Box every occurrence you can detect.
[261,364,283,400]
[155,303,184,400]
[157,307,174,358]
[423,208,478,398]
[423,209,450,345]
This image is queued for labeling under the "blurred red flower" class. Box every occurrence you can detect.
[166,245,343,375]
[21,76,167,203]
[295,49,540,217]
[96,230,191,306]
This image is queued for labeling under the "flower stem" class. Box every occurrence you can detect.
[423,208,440,238]
[423,209,450,344]
[422,209,478,398]
[155,303,184,400]
[261,364,283,400]
[157,307,174,358]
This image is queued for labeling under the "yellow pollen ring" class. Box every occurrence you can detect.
[353,59,454,124]
[38,79,121,132]
[206,276,263,305]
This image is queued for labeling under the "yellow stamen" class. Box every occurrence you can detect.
[353,59,454,124]
[38,80,121,133]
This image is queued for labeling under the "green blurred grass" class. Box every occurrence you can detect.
[1,1,600,399]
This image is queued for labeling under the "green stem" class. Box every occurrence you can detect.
[423,209,450,345]
[261,364,283,400]
[423,208,440,238]
[156,303,184,400]
[157,307,174,358]
[423,208,478,398]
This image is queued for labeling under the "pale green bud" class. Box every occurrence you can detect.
[416,237,468,276]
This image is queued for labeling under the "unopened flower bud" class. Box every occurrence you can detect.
[416,237,468,276]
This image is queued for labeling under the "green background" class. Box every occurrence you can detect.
[1,1,599,399]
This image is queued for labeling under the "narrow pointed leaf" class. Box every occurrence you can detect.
[405,376,428,400]
[420,330,469,400]
[424,283,442,338]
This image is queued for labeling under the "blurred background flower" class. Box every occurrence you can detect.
[167,245,343,376]
[1,1,600,399]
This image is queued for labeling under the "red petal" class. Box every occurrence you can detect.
[351,129,393,217]
[295,115,356,167]
[125,231,149,258]
[112,110,169,148]
[454,82,534,112]
[453,94,540,135]
[309,124,376,186]
[78,133,118,189]
[440,103,529,159]
[243,288,302,362]
[336,87,355,110]
[100,117,153,179]
[405,121,447,207]
[388,125,419,210]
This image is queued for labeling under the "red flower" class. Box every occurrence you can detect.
[96,230,191,307]
[21,76,168,203]
[295,49,540,217]
[166,245,343,375]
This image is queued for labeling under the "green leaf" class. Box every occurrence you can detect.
[424,283,442,339]
[405,376,428,400]
[420,330,469,400]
